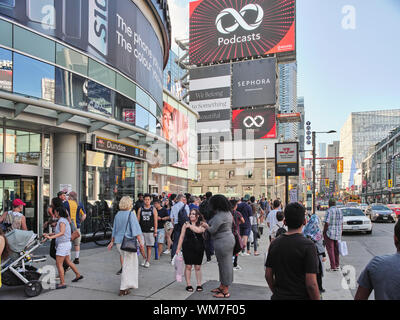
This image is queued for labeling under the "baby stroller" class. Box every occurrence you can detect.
[1,229,47,297]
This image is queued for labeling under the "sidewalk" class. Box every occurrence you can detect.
[0,227,353,300]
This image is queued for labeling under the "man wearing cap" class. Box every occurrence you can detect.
[58,191,67,203]
[0,199,28,231]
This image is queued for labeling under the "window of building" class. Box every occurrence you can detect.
[227,170,235,179]
[87,80,115,117]
[14,25,55,63]
[136,104,149,130]
[246,169,253,179]
[149,114,157,134]
[209,171,218,180]
[191,186,202,195]
[6,130,41,166]
[225,186,236,194]
[13,53,55,102]
[116,73,136,102]
[88,58,116,89]
[114,92,135,123]
[0,19,12,48]
[56,43,88,76]
[208,186,219,194]
[0,47,12,92]
[55,68,88,111]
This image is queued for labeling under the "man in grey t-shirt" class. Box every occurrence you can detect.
[355,220,400,300]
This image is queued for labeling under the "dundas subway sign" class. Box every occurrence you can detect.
[94,136,147,161]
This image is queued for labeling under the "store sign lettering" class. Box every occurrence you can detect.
[95,136,146,160]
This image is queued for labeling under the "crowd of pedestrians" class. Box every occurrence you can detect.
[1,188,399,301]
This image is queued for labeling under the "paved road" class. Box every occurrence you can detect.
[317,210,398,299]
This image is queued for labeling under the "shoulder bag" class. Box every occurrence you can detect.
[120,211,138,252]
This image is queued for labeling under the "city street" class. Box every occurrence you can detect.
[0,223,353,301]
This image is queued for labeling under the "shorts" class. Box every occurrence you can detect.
[240,225,251,237]
[143,232,155,247]
[157,228,165,244]
[73,228,81,247]
[56,241,72,257]
[165,221,173,230]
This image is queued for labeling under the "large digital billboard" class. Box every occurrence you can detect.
[162,102,188,169]
[232,58,276,108]
[189,0,295,65]
[0,0,164,107]
[232,108,276,139]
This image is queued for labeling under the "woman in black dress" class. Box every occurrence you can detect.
[176,209,206,292]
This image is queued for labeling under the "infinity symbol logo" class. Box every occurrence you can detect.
[243,116,265,128]
[215,4,264,34]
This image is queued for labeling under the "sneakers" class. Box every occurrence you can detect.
[233,265,242,271]
[144,261,150,268]
[73,258,80,265]
[141,261,146,267]
[163,249,171,255]
[326,268,339,272]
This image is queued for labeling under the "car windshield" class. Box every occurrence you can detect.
[347,203,358,207]
[341,208,365,217]
[372,205,390,211]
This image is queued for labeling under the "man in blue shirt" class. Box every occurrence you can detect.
[355,220,400,300]
[189,196,200,211]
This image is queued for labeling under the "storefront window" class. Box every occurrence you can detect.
[87,80,115,117]
[82,148,147,235]
[6,130,42,166]
[13,53,55,102]
[0,47,12,92]
[115,92,135,123]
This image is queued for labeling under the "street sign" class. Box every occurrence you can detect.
[275,142,299,177]
[306,121,311,126]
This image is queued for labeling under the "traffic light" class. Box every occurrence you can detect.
[388,179,393,188]
[325,179,330,187]
[337,160,344,173]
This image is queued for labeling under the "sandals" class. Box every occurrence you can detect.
[186,286,194,292]
[56,284,67,290]
[72,275,84,283]
[211,287,222,293]
[118,289,131,296]
[196,286,204,292]
[213,291,230,298]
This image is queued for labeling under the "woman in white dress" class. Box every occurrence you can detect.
[108,196,145,296]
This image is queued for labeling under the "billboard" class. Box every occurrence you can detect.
[0,0,164,107]
[232,58,276,108]
[162,102,188,169]
[232,108,276,139]
[189,64,231,132]
[189,0,296,65]
[275,142,299,176]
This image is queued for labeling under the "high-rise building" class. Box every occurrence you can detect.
[163,49,188,101]
[318,143,327,159]
[340,110,400,189]
[278,62,297,141]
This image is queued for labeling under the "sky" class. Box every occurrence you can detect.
[168,0,400,145]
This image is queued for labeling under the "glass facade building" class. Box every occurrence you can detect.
[339,110,400,189]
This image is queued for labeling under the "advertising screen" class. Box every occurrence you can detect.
[232,58,276,108]
[232,108,276,139]
[189,0,295,65]
[0,0,164,107]
[162,102,188,169]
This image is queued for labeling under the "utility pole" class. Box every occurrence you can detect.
[312,131,316,214]
[264,146,268,199]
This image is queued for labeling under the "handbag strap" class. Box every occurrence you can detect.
[124,211,132,236]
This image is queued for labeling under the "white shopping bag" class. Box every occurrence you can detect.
[248,230,254,243]
[338,240,348,256]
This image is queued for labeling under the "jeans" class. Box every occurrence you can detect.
[324,234,339,269]
[247,225,259,252]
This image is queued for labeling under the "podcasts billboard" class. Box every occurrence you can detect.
[0,0,164,107]
[189,0,295,65]
[232,108,276,139]
[162,102,189,169]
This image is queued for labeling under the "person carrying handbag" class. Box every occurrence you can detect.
[108,196,145,296]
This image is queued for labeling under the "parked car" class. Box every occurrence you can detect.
[319,201,329,210]
[365,204,397,223]
[386,204,400,219]
[340,207,372,234]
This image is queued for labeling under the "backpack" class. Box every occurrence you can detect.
[199,200,210,221]
[275,223,287,238]
[232,213,244,255]
[177,205,189,229]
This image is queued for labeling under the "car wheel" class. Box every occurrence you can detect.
[366,230,372,235]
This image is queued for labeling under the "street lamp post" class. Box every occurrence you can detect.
[312,130,336,214]
[264,146,268,199]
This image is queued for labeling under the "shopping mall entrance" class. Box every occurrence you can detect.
[0,176,38,232]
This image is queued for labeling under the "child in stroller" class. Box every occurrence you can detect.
[0,228,47,297]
